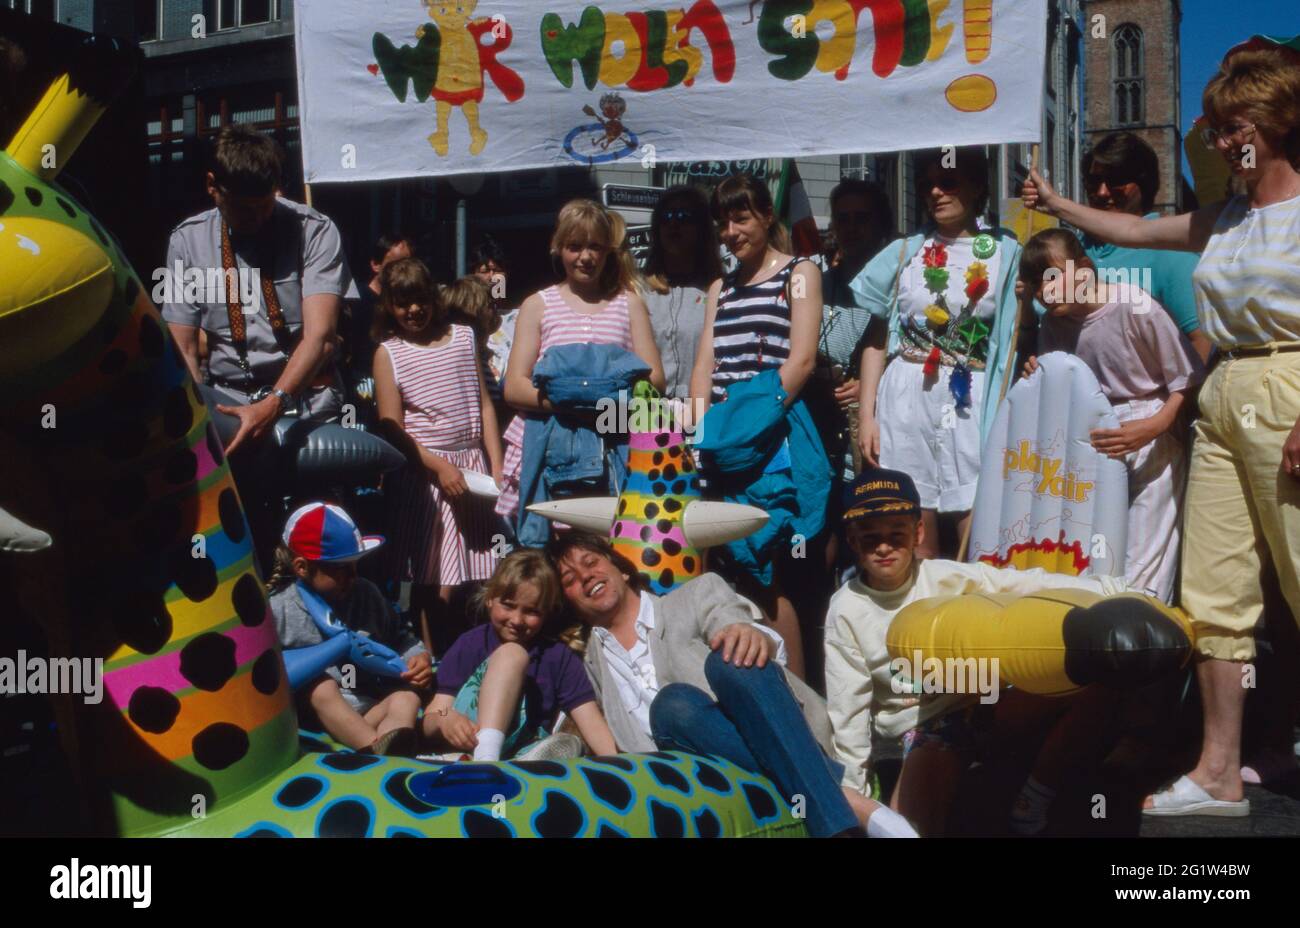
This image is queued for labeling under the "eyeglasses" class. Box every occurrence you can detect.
[834,210,872,224]
[1201,122,1256,149]
[661,208,696,224]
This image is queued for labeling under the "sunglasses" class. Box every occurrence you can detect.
[834,210,872,224]
[1084,172,1137,192]
[921,175,961,195]
[661,208,697,224]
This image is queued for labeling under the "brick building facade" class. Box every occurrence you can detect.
[1081,0,1185,214]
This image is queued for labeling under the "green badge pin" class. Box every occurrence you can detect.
[972,233,997,260]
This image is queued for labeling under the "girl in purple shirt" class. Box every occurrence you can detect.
[423,549,618,760]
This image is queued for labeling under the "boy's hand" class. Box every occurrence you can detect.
[1023,355,1039,378]
[709,623,772,669]
[834,377,860,409]
[442,710,479,752]
[402,652,433,689]
[1091,416,1163,459]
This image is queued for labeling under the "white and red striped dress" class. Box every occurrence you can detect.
[383,324,497,586]
[495,285,634,520]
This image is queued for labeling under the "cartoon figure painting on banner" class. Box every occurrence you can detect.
[372,0,526,156]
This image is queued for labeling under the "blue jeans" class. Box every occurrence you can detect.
[649,651,858,838]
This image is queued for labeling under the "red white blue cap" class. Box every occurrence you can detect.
[283,502,384,563]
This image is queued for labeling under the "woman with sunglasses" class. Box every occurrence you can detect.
[642,186,725,400]
[1080,131,1213,364]
[850,147,1024,559]
[1024,40,1300,818]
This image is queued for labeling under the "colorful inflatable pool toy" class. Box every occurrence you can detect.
[202,384,405,488]
[173,741,807,838]
[968,352,1128,577]
[528,384,768,593]
[887,588,1196,697]
[0,38,803,838]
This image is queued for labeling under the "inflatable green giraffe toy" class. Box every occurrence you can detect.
[0,34,806,838]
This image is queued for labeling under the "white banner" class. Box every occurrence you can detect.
[295,0,1047,182]
[968,352,1129,578]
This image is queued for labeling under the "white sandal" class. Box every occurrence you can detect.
[1143,775,1249,818]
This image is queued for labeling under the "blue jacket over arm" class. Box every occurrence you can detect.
[694,369,832,585]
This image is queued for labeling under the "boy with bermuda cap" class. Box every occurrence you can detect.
[824,468,1131,835]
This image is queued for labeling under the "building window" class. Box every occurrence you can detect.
[1045,114,1056,185]
[1112,24,1144,126]
[135,0,160,42]
[839,153,870,181]
[1045,19,1056,99]
[6,0,58,19]
[216,0,278,31]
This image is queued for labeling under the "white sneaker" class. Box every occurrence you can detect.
[515,733,584,761]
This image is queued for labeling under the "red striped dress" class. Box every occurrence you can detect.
[495,285,634,520]
[383,324,498,586]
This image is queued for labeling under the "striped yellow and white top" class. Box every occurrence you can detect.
[1193,193,1300,349]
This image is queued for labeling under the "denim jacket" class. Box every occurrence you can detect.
[515,343,651,546]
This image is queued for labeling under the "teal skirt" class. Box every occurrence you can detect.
[451,656,551,759]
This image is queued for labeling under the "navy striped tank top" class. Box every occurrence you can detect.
[711,257,800,403]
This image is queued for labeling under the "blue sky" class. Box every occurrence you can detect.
[1178,0,1297,180]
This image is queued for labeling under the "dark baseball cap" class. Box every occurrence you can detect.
[843,468,922,522]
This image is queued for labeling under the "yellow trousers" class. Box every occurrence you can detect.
[1182,350,1300,660]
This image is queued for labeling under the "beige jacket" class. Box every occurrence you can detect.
[584,572,834,755]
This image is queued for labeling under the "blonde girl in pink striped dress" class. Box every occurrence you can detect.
[372,257,503,655]
[496,200,665,525]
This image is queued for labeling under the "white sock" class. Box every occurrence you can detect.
[1010,776,1056,835]
[866,805,919,838]
[472,728,505,762]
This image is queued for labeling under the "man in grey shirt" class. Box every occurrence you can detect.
[162,126,352,453]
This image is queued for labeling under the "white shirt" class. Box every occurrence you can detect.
[897,234,1002,323]
[824,559,1130,795]
[593,593,661,740]
[1194,193,1300,349]
[596,591,788,741]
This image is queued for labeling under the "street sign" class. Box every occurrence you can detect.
[603,184,663,211]
[625,224,652,266]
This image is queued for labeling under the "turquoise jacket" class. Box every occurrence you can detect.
[849,228,1025,446]
[694,369,831,586]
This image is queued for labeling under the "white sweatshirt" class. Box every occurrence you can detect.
[824,559,1130,795]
